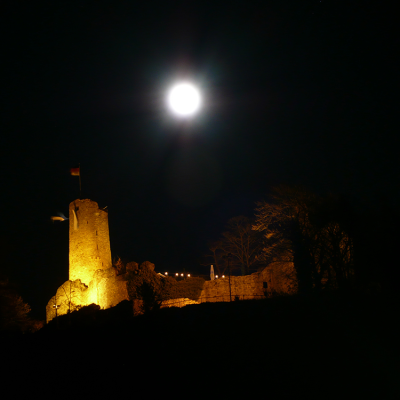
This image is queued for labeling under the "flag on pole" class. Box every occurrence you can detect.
[70,165,82,198]
[70,167,80,176]
[210,265,215,281]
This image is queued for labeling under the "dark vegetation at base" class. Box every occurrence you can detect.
[125,262,206,302]
[0,277,43,336]
[3,290,399,396]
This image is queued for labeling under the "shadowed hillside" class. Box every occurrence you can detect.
[3,290,399,396]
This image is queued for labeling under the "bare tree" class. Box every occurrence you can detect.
[60,281,82,315]
[222,216,264,275]
[204,216,264,276]
[253,185,354,292]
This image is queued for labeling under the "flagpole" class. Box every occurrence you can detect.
[79,163,82,199]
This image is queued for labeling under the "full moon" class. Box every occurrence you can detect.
[167,83,201,116]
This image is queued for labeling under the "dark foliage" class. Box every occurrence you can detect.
[254,186,355,293]
[113,256,127,276]
[44,303,100,330]
[352,202,400,292]
[0,275,42,335]
[125,262,205,304]
[12,290,400,398]
[125,264,164,301]
[137,281,163,313]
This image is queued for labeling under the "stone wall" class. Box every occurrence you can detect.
[198,261,297,303]
[69,199,112,285]
[47,258,296,323]
[264,261,298,295]
[89,268,129,310]
[46,279,89,323]
[46,267,131,323]
[161,298,200,308]
[199,274,263,302]
[47,197,130,323]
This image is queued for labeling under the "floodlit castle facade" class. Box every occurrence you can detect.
[46,199,129,323]
[46,199,297,323]
[69,199,112,284]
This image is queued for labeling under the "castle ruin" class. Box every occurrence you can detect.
[46,199,129,322]
[69,199,112,284]
[46,198,297,323]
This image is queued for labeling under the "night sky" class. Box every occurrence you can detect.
[1,1,397,319]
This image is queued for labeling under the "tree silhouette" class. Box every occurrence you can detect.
[60,281,83,315]
[254,186,354,293]
[137,281,163,314]
[0,277,32,334]
[204,216,264,276]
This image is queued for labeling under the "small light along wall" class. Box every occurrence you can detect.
[164,272,192,279]
[163,272,226,280]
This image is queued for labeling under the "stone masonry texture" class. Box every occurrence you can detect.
[197,261,297,303]
[69,199,112,285]
[47,198,298,323]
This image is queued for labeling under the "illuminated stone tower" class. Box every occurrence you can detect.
[69,199,112,285]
